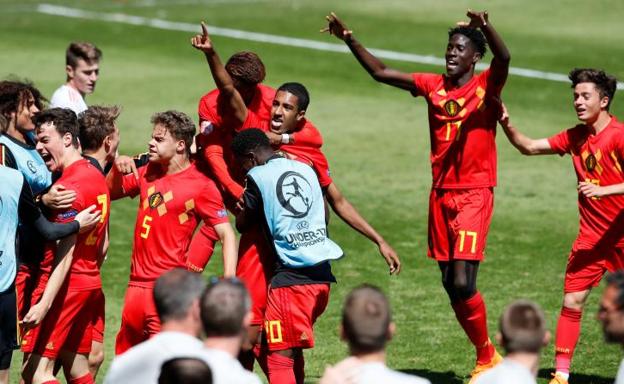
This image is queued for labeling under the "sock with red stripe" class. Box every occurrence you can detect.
[267,352,295,384]
[554,306,583,375]
[42,381,60,384]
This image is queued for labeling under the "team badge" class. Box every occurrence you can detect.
[148,192,164,209]
[444,99,460,117]
[585,154,597,172]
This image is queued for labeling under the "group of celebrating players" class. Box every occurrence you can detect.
[0,7,622,384]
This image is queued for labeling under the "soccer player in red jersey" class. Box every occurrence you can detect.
[323,10,510,380]
[192,23,401,379]
[20,108,110,384]
[106,110,237,355]
[498,68,623,384]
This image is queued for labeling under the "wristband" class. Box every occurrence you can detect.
[281,134,290,144]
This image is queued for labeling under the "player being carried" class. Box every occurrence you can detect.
[322,9,510,381]
[498,68,624,384]
[191,22,400,381]
[106,110,237,354]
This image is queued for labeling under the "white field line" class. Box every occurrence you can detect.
[37,3,624,90]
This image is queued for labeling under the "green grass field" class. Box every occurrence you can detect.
[2,0,624,382]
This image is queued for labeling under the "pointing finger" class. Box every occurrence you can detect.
[201,21,208,36]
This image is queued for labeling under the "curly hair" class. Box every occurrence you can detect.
[0,79,46,122]
[151,110,196,155]
[448,26,487,58]
[225,51,266,85]
[33,108,80,148]
[569,68,617,110]
[78,105,121,152]
[607,271,624,309]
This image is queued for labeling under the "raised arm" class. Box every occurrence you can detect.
[322,13,415,92]
[325,182,400,274]
[458,10,510,87]
[499,103,554,156]
[191,22,247,125]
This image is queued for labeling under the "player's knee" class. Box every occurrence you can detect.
[88,349,104,370]
[562,291,589,310]
[453,279,475,300]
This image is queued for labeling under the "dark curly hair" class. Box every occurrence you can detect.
[225,51,266,85]
[33,108,80,148]
[151,110,196,155]
[607,271,624,310]
[78,105,121,152]
[569,68,617,110]
[448,26,487,58]
[0,79,46,122]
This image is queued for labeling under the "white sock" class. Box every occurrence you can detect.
[555,371,570,381]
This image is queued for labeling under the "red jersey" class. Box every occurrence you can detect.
[42,159,110,290]
[548,116,624,248]
[120,162,229,286]
[412,68,501,189]
[196,83,323,203]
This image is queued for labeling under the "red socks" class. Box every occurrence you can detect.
[42,381,60,384]
[267,352,295,384]
[68,373,94,384]
[554,306,583,374]
[452,291,494,364]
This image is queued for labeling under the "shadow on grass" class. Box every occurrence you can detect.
[399,369,463,384]
[537,369,613,384]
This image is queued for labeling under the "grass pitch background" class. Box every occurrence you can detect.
[2,0,624,382]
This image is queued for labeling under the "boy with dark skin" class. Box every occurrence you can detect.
[323,10,510,381]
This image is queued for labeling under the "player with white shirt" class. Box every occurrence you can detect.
[50,42,102,115]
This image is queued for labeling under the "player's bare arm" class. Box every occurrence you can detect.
[578,181,624,198]
[325,182,401,274]
[191,21,247,125]
[22,235,77,328]
[106,155,137,200]
[322,12,415,92]
[214,222,238,278]
[457,10,510,85]
[41,184,77,210]
[498,103,555,155]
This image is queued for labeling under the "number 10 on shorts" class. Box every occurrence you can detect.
[458,230,477,254]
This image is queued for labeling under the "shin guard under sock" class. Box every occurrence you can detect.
[554,306,583,374]
[267,353,295,384]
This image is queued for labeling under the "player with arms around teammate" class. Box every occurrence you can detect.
[498,68,623,384]
[50,42,102,115]
[323,10,510,380]
[20,108,110,384]
[234,128,344,384]
[107,110,237,354]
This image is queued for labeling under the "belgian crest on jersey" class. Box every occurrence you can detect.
[444,99,460,117]
[148,192,164,209]
[585,153,597,172]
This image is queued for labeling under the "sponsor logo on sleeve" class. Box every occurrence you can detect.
[57,209,78,220]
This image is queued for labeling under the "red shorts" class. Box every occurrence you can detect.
[115,284,160,355]
[427,188,494,261]
[91,291,105,343]
[185,224,217,272]
[237,228,275,326]
[564,246,624,293]
[264,283,330,351]
[21,287,101,359]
